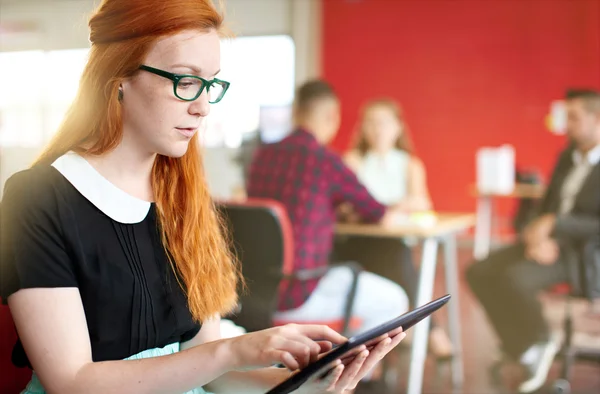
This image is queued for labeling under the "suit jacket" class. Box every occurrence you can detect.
[537,145,600,299]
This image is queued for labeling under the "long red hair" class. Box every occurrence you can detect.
[34,0,240,322]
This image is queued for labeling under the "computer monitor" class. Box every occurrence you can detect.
[258,105,292,144]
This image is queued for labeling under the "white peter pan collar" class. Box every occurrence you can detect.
[51,151,152,224]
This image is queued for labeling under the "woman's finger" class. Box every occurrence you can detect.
[271,350,299,371]
[350,338,394,386]
[336,350,369,388]
[295,325,347,345]
[302,360,343,391]
[316,341,333,354]
[288,334,322,363]
[388,327,404,337]
[337,344,367,365]
[322,364,345,391]
[278,338,314,369]
[391,331,407,345]
[353,332,405,387]
[363,333,390,348]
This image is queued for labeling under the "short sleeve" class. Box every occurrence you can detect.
[0,169,77,304]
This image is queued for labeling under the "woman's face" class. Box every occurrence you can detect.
[361,105,402,152]
[120,29,221,158]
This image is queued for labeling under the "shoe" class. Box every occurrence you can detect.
[517,334,561,393]
[429,326,454,361]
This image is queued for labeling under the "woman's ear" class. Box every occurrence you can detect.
[119,78,134,101]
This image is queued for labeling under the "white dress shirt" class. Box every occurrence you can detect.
[559,144,600,215]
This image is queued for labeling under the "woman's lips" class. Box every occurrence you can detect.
[175,127,196,138]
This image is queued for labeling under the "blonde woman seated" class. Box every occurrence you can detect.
[338,98,452,359]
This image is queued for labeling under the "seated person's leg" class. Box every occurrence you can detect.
[466,243,568,392]
[272,265,376,325]
[335,236,452,357]
[351,270,409,334]
[273,265,408,392]
[466,245,522,350]
[273,266,408,329]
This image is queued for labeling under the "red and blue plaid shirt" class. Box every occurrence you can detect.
[247,129,386,311]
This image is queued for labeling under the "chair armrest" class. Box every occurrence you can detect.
[281,261,363,281]
[271,262,363,335]
[282,266,331,281]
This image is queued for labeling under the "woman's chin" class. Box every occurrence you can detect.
[158,141,191,158]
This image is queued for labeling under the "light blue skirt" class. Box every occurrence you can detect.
[22,342,210,394]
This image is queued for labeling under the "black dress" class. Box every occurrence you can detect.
[0,152,200,368]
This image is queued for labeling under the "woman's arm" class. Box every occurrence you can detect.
[342,150,361,174]
[402,157,432,212]
[337,151,366,223]
[9,289,345,394]
[188,317,292,394]
[9,288,233,394]
[192,319,407,394]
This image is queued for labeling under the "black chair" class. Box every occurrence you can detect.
[552,238,600,394]
[218,198,363,335]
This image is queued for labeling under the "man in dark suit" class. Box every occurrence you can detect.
[467,88,600,393]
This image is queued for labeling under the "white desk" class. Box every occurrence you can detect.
[336,213,475,394]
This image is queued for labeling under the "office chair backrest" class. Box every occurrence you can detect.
[0,300,32,393]
[218,198,294,332]
[0,202,34,392]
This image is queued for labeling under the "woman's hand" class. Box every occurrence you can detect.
[337,202,361,223]
[225,324,346,372]
[525,237,559,265]
[522,214,556,247]
[296,328,406,393]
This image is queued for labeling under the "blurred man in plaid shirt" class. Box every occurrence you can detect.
[247,80,409,335]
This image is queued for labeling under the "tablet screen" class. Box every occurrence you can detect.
[265,294,451,394]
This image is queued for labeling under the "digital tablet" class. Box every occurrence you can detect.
[265,294,451,394]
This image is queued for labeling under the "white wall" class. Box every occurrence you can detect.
[0,0,320,82]
[0,147,43,198]
[0,0,321,199]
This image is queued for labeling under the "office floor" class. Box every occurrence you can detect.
[387,246,600,394]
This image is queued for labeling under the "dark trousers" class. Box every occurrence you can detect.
[333,236,421,314]
[466,243,569,359]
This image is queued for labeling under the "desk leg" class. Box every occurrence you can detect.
[443,235,464,389]
[473,196,492,260]
[407,238,439,394]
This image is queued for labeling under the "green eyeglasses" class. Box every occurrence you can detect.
[139,65,230,103]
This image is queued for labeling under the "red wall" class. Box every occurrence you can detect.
[322,0,600,215]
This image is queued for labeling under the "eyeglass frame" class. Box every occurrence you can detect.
[138,64,230,103]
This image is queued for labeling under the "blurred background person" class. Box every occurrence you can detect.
[467,88,600,393]
[345,99,430,211]
[247,81,410,334]
[336,98,452,360]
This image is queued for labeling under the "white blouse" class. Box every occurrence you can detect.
[356,149,411,205]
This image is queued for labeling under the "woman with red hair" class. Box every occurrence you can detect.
[0,1,404,393]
